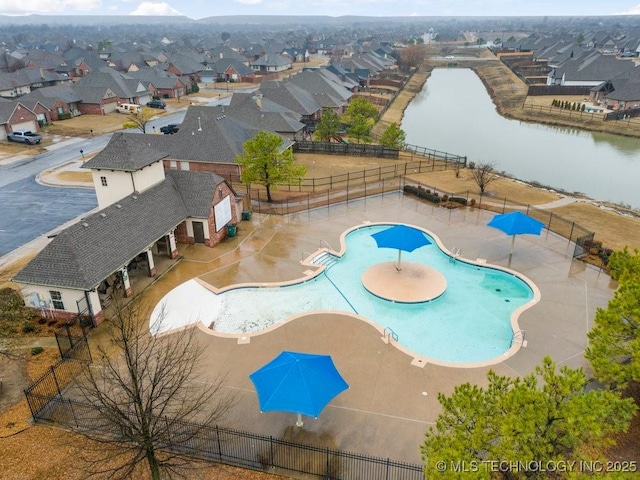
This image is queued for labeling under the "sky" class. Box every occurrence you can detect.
[1,0,640,19]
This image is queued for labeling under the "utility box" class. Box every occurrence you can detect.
[227,224,237,237]
[241,210,252,221]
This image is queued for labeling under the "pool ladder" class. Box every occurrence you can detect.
[449,247,461,262]
[510,330,526,347]
[382,327,399,344]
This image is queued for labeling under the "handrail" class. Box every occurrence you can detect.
[383,327,399,343]
[320,239,336,252]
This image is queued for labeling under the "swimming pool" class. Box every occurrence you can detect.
[151,223,540,366]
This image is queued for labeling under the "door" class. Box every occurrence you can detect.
[193,221,205,244]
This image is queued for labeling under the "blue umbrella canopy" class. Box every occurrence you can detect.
[371,224,431,270]
[487,211,545,263]
[487,211,545,236]
[249,351,349,421]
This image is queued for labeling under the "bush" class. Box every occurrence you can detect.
[468,161,476,170]
[57,112,72,120]
[22,323,35,333]
[449,196,468,206]
[31,347,44,356]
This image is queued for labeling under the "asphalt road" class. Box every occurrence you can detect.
[0,176,97,257]
[0,103,227,260]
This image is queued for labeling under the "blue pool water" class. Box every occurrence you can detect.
[200,224,536,364]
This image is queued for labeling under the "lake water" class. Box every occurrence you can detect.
[401,68,640,208]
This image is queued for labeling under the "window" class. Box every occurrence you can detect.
[180,161,190,171]
[100,176,108,187]
[169,160,178,170]
[49,290,65,310]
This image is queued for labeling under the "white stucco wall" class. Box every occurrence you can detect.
[91,170,135,209]
[132,161,165,192]
[19,284,100,317]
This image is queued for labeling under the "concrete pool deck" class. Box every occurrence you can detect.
[139,192,616,465]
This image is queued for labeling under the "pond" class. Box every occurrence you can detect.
[401,68,640,209]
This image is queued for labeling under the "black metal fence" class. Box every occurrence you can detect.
[293,140,399,158]
[24,337,92,421]
[28,396,424,480]
[402,178,598,261]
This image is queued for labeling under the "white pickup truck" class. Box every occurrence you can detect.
[7,130,42,145]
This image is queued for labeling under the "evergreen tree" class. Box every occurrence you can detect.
[379,123,407,150]
[314,108,341,142]
[422,357,636,478]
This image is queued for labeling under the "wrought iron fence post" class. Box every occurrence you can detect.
[215,425,222,460]
[24,388,37,421]
[386,457,390,480]
[568,222,575,246]
[51,366,62,396]
[325,446,330,479]
[69,398,79,428]
[270,435,274,467]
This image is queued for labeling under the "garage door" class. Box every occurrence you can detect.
[12,120,38,132]
[102,102,118,114]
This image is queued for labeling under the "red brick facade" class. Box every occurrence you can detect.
[77,98,119,115]
[8,104,39,131]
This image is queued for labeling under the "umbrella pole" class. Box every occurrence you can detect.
[296,413,304,427]
[508,235,515,267]
[396,250,402,271]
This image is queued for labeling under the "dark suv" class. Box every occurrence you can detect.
[146,99,166,109]
[160,124,179,134]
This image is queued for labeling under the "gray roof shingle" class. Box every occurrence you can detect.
[82,132,168,171]
[13,177,188,290]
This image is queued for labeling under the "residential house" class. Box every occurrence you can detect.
[229,93,305,140]
[127,67,187,99]
[20,84,83,122]
[145,105,264,180]
[590,67,640,110]
[286,69,352,114]
[206,58,256,84]
[250,53,292,73]
[547,51,636,87]
[13,132,240,325]
[0,99,40,140]
[258,80,324,129]
[72,85,120,115]
[74,67,152,106]
[166,55,204,90]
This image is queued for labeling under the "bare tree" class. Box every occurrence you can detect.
[470,161,499,193]
[73,298,235,480]
[399,44,427,72]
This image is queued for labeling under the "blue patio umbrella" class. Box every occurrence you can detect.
[487,211,545,261]
[371,224,432,270]
[249,351,349,427]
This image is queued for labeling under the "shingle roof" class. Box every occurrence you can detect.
[145,105,261,164]
[166,170,226,218]
[82,132,169,171]
[75,67,149,99]
[20,84,82,108]
[13,178,188,290]
[258,80,322,116]
[228,93,304,134]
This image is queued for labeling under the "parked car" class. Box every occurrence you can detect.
[621,51,636,57]
[7,130,42,144]
[146,99,166,109]
[160,124,179,134]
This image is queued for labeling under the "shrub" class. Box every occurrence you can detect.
[468,161,476,170]
[449,196,468,206]
[22,323,35,333]
[31,347,44,356]
[57,112,72,120]
[469,198,476,206]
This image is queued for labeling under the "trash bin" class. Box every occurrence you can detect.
[241,210,252,221]
[227,224,237,237]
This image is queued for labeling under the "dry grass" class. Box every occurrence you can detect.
[50,171,93,183]
[0,255,36,289]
